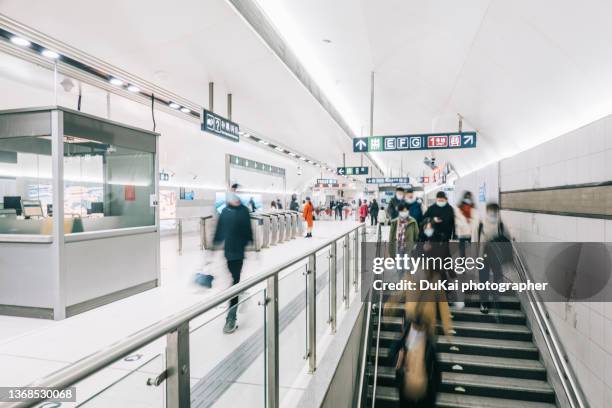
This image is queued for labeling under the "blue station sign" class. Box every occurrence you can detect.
[353,132,477,153]
[337,166,368,176]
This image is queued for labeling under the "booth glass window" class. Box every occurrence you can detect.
[63,136,155,233]
[0,135,53,235]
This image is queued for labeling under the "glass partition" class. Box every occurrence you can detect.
[0,134,52,234]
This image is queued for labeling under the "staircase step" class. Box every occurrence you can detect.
[437,336,539,359]
[370,346,394,366]
[441,372,555,403]
[463,294,521,310]
[440,321,532,341]
[438,352,546,380]
[437,392,557,408]
[376,330,403,347]
[367,385,399,408]
[450,307,526,325]
[372,315,403,331]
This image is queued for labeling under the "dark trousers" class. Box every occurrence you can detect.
[479,256,502,305]
[370,213,378,225]
[227,259,244,318]
[458,237,471,258]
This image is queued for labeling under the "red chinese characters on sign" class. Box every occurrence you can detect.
[449,134,461,147]
[427,135,448,148]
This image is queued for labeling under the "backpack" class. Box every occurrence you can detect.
[478,221,512,265]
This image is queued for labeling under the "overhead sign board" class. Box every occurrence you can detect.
[366,177,410,185]
[229,155,285,176]
[202,109,240,142]
[317,178,338,185]
[353,132,477,153]
[337,166,368,176]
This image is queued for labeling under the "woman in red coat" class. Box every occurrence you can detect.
[303,196,314,238]
[359,200,369,223]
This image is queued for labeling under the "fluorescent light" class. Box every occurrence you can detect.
[169,102,180,109]
[109,77,124,86]
[275,146,284,152]
[300,157,307,161]
[127,85,140,93]
[180,107,190,113]
[41,49,60,59]
[258,140,269,145]
[288,152,297,157]
[10,37,30,47]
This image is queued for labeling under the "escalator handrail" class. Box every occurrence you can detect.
[511,243,588,408]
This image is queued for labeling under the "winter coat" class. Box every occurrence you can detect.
[289,199,300,211]
[303,201,314,228]
[386,197,403,220]
[213,204,253,261]
[408,199,425,226]
[369,201,379,217]
[359,204,369,218]
[423,203,455,241]
[388,217,419,258]
[455,204,478,238]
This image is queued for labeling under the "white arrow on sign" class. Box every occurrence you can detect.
[463,134,474,145]
[355,139,367,151]
[338,168,345,175]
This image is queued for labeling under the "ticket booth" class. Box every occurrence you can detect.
[0,106,160,319]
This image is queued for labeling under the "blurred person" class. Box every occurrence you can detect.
[248,197,256,212]
[276,198,283,209]
[359,199,369,222]
[455,191,477,258]
[303,196,314,238]
[424,191,455,242]
[369,198,379,226]
[405,187,425,226]
[387,186,405,221]
[474,202,508,314]
[377,205,387,225]
[289,194,300,211]
[271,200,277,209]
[213,192,253,334]
[388,202,419,259]
[335,200,344,220]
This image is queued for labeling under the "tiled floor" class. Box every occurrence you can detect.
[0,220,366,407]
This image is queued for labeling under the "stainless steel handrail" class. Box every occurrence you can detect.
[511,243,587,408]
[7,224,365,408]
[370,225,385,408]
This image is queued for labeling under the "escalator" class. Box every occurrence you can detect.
[367,292,558,407]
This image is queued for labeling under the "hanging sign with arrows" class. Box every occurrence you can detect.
[366,177,410,184]
[337,166,368,176]
[353,131,477,153]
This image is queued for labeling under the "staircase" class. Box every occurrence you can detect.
[367,293,557,408]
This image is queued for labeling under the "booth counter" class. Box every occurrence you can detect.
[0,106,160,319]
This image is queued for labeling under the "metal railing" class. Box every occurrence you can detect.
[511,243,588,408]
[8,223,366,408]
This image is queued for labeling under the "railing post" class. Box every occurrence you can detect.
[344,234,350,309]
[353,231,359,293]
[307,253,317,372]
[200,217,206,251]
[266,275,279,408]
[166,321,190,408]
[177,218,183,255]
[329,241,337,334]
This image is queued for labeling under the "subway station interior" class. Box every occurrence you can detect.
[0,1,611,408]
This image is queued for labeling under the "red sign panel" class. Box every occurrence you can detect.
[427,135,448,148]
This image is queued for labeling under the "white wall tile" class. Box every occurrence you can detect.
[590,308,605,349]
[576,218,605,242]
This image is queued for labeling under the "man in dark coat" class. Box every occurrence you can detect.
[213,192,253,333]
[423,191,455,242]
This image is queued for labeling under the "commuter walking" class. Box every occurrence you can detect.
[359,199,369,222]
[335,200,344,220]
[271,200,277,209]
[386,186,405,221]
[388,202,419,259]
[303,196,314,238]
[213,192,253,334]
[377,206,387,225]
[474,203,508,314]
[248,197,256,212]
[276,198,283,209]
[455,191,477,258]
[289,194,300,211]
[369,199,379,225]
[423,191,455,242]
[405,188,425,226]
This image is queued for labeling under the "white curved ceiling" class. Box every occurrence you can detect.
[3,0,612,182]
[255,0,612,178]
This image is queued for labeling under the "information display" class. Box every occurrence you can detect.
[353,132,477,153]
[337,166,368,176]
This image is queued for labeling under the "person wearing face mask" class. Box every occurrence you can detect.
[405,188,425,226]
[423,191,455,242]
[388,202,419,259]
[455,191,477,258]
[473,202,508,314]
[387,186,406,222]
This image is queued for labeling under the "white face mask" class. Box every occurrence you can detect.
[436,200,447,207]
[399,211,409,219]
[424,228,434,237]
[396,193,404,200]
[406,196,415,204]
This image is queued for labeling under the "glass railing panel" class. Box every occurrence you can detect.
[315,249,331,351]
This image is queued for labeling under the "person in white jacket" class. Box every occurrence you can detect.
[455,191,478,258]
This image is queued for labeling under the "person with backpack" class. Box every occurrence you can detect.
[474,202,510,314]
[213,192,253,334]
[359,199,369,222]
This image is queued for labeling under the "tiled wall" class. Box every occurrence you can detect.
[458,113,612,407]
